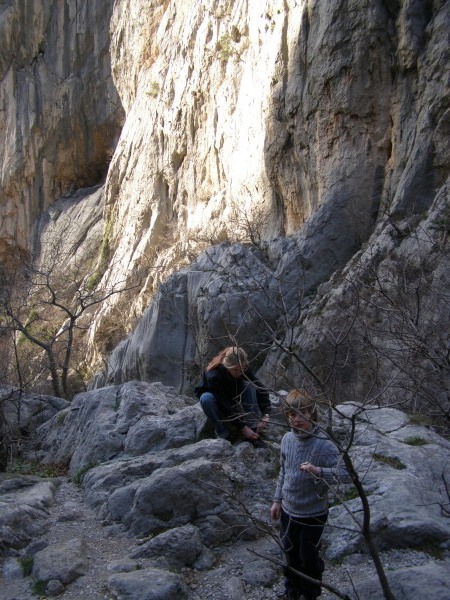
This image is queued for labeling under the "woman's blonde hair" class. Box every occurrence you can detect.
[283,389,318,421]
[207,346,248,371]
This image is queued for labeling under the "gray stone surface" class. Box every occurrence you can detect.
[107,567,188,600]
[0,477,56,556]
[347,561,450,600]
[1,0,446,416]
[45,579,65,596]
[0,0,123,263]
[31,537,88,585]
[1,386,450,598]
[324,406,450,560]
[130,524,207,570]
[95,244,279,394]
[0,387,69,433]
[34,381,198,475]
[0,387,70,470]
[2,557,24,579]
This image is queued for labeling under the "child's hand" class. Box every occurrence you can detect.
[300,462,321,477]
[270,501,281,520]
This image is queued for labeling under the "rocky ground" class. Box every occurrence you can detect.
[0,477,437,600]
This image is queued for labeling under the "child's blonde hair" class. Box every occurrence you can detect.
[283,389,318,421]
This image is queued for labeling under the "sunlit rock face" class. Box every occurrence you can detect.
[0,0,448,383]
[89,0,402,358]
[100,0,394,282]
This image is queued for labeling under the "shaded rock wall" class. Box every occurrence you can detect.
[0,0,123,264]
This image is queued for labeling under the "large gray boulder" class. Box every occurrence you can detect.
[92,243,281,394]
[34,381,199,475]
[82,438,269,546]
[347,561,450,600]
[324,405,450,559]
[0,386,69,434]
[107,567,188,600]
[130,524,213,571]
[0,476,56,556]
[31,537,88,586]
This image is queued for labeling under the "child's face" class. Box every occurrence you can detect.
[287,409,313,432]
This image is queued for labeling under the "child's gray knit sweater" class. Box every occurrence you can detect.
[274,428,349,518]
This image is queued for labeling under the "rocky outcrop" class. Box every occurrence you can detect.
[32,184,105,279]
[324,404,450,559]
[2,384,450,598]
[0,386,69,471]
[33,383,450,558]
[93,182,449,409]
[0,477,56,555]
[0,386,69,436]
[75,0,450,373]
[92,244,283,393]
[33,381,200,474]
[257,184,450,402]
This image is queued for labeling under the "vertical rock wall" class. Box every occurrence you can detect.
[0,0,123,264]
[0,0,448,388]
[90,0,397,353]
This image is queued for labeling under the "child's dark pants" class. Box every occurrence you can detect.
[280,508,327,598]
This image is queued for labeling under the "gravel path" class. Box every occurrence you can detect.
[1,479,136,600]
[0,478,434,599]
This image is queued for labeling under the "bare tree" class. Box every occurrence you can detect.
[184,225,448,599]
[0,227,141,400]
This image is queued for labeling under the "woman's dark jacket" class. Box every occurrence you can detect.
[195,364,271,428]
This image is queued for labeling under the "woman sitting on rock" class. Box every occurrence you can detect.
[195,346,271,444]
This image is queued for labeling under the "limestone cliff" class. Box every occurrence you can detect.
[0,0,123,263]
[0,0,448,397]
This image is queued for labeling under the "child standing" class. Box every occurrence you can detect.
[271,389,349,600]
